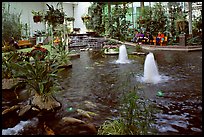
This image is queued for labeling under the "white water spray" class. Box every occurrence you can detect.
[143,52,161,84]
[116,45,131,64]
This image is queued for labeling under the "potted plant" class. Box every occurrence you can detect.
[32,10,43,23]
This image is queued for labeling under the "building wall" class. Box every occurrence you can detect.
[3,2,90,37]
[3,2,46,37]
[74,2,91,33]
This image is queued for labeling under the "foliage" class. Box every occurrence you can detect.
[98,89,157,135]
[31,44,49,61]
[2,51,18,79]
[167,2,188,37]
[97,119,126,135]
[51,39,71,67]
[149,2,167,36]
[137,6,153,34]
[106,40,119,45]
[135,44,142,52]
[175,10,188,34]
[2,40,16,52]
[10,59,62,96]
[2,2,22,43]
[84,2,105,34]
[31,10,43,16]
[104,3,131,41]
[187,36,202,45]
[192,13,202,36]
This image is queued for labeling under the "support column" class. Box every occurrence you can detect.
[188,2,192,35]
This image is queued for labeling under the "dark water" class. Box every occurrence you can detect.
[2,46,202,135]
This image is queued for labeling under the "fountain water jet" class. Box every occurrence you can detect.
[143,52,161,84]
[116,44,131,64]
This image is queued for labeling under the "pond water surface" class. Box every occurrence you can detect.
[2,46,202,135]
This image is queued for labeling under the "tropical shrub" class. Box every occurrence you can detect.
[10,59,63,111]
[2,2,22,43]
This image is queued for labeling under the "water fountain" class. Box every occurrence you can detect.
[143,52,161,84]
[116,44,131,64]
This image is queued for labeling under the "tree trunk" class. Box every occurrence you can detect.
[31,93,61,111]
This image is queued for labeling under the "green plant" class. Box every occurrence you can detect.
[31,10,43,16]
[135,44,142,52]
[2,2,22,43]
[2,51,19,79]
[103,3,131,41]
[11,59,63,111]
[2,40,16,52]
[106,40,119,45]
[84,2,105,34]
[98,90,157,135]
[147,2,167,36]
[51,40,71,67]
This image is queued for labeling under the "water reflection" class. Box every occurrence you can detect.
[3,47,202,135]
[56,49,202,135]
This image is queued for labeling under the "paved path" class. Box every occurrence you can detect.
[123,41,202,52]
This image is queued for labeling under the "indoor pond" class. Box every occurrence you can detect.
[2,46,202,135]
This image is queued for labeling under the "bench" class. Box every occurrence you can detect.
[18,40,33,48]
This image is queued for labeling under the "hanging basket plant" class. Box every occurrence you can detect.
[33,16,43,23]
[81,14,91,23]
[44,4,65,27]
[32,10,43,23]
[66,17,75,22]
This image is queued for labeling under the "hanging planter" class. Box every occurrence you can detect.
[32,10,43,23]
[33,16,43,23]
[81,14,91,23]
[44,4,65,27]
[66,17,75,22]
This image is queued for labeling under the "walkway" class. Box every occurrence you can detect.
[123,41,202,52]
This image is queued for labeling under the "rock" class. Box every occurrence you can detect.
[76,109,98,120]
[18,105,32,116]
[84,100,97,109]
[2,78,24,90]
[61,117,86,124]
[2,105,20,115]
[31,94,61,111]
